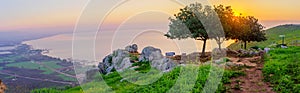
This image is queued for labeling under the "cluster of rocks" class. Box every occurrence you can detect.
[98,44,177,74]
[203,56,261,68]
[225,48,265,57]
[201,48,264,68]
[225,56,261,68]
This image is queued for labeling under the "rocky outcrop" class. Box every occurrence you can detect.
[98,45,177,74]
[0,80,6,93]
[98,49,132,74]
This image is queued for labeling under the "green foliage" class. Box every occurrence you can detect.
[262,47,300,92]
[131,61,151,73]
[129,54,138,62]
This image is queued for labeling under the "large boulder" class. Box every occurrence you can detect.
[151,58,176,72]
[111,49,132,72]
[139,46,162,62]
[98,49,132,74]
[139,46,176,72]
[98,55,113,74]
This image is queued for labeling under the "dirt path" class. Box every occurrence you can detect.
[227,58,275,93]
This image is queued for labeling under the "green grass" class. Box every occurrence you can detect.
[5,61,53,74]
[262,46,300,93]
[43,61,63,69]
[32,64,244,93]
[228,24,300,49]
[0,55,22,63]
[4,61,65,75]
[57,74,76,82]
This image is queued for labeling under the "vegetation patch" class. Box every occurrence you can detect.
[263,46,300,92]
[32,64,244,93]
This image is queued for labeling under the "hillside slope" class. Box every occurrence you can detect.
[228,24,300,49]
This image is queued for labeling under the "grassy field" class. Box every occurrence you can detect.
[228,24,300,49]
[5,61,54,74]
[263,46,300,92]
[31,64,245,93]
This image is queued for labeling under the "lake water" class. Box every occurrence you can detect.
[23,30,234,62]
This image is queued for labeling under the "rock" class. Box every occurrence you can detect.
[112,50,132,72]
[98,49,131,74]
[227,49,239,57]
[149,50,163,61]
[166,52,175,57]
[244,62,257,67]
[151,58,176,71]
[98,45,176,74]
[214,59,224,64]
[212,48,226,59]
[139,46,162,62]
[132,44,138,51]
[226,62,236,66]
[125,44,138,53]
[114,57,132,72]
[186,52,201,63]
[98,63,107,74]
[234,62,245,67]
[138,46,176,72]
[98,55,114,74]
[0,80,6,93]
[244,56,261,63]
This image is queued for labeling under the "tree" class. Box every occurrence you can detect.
[165,3,209,57]
[212,5,236,49]
[231,16,267,49]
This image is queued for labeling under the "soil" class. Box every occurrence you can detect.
[226,57,275,93]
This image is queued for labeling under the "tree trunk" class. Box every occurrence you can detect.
[201,39,207,57]
[216,38,222,50]
[218,42,222,50]
[244,41,247,49]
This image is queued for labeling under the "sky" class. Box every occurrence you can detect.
[1,0,300,32]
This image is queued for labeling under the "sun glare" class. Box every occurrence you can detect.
[233,10,243,16]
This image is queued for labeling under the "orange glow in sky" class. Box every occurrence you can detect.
[1,0,300,32]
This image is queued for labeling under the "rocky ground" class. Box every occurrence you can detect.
[225,56,275,93]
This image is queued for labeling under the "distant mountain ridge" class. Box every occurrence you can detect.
[228,24,300,49]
